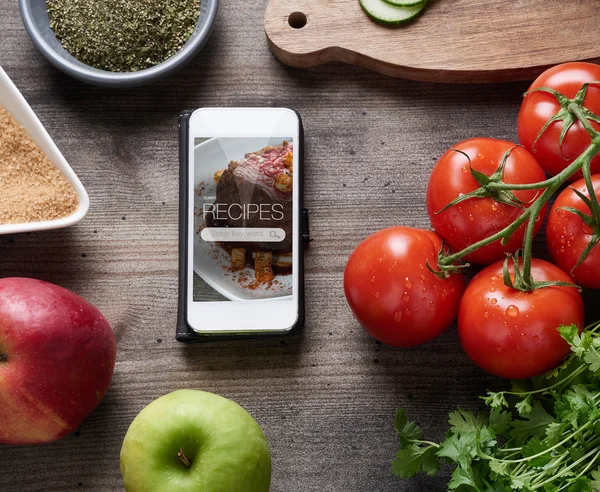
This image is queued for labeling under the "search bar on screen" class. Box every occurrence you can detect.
[201,227,286,243]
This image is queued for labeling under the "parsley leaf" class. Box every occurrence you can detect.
[584,348,600,374]
[489,407,512,435]
[394,408,423,447]
[484,391,508,409]
[516,394,533,415]
[438,434,475,470]
[391,444,439,478]
[522,438,553,468]
[510,401,554,444]
[448,467,478,490]
[589,468,600,489]
[559,325,590,357]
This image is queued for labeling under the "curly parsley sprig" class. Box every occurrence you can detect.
[392,321,600,491]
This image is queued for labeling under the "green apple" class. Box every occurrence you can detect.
[120,390,271,492]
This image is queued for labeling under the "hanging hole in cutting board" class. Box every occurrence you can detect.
[288,12,307,29]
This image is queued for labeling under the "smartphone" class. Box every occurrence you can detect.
[177,108,307,342]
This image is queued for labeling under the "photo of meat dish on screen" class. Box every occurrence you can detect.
[193,137,294,302]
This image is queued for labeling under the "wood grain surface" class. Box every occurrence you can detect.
[0,1,598,491]
[265,0,600,83]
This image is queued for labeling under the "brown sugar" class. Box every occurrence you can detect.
[0,106,79,225]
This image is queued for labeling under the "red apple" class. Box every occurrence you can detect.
[0,278,116,445]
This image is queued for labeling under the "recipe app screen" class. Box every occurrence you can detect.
[192,137,294,302]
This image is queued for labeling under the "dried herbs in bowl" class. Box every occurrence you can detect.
[47,0,201,72]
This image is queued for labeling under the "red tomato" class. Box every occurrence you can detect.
[547,175,600,288]
[458,258,584,379]
[344,227,465,347]
[518,62,600,179]
[427,138,547,265]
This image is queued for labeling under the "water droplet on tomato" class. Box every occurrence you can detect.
[462,166,469,174]
[469,214,474,221]
[426,309,431,314]
[370,276,375,283]
[394,311,402,323]
[421,297,426,302]
[491,276,498,282]
[484,312,489,318]
[405,278,412,289]
[506,305,519,318]
[560,236,566,244]
[491,298,497,305]
[490,286,496,292]
[520,332,526,340]
[496,346,502,352]
[402,294,410,302]
[532,335,539,342]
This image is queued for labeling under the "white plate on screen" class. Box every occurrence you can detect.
[193,137,293,301]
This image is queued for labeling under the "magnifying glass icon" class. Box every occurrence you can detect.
[270,230,281,240]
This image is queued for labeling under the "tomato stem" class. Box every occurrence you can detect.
[439,142,600,282]
[582,159,600,220]
[438,87,600,290]
[568,102,600,141]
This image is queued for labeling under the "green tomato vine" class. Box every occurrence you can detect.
[434,83,600,292]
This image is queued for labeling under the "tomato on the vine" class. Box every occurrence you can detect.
[518,62,600,179]
[344,227,465,347]
[427,138,547,265]
[458,258,584,380]
[547,175,600,288]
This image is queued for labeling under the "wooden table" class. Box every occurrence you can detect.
[1,2,597,491]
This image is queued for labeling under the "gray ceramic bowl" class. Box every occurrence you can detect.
[19,0,218,88]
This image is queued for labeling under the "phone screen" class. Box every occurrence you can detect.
[192,136,295,303]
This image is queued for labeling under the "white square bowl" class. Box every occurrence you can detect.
[0,66,89,235]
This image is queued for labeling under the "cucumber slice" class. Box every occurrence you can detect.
[383,0,426,6]
[359,0,425,25]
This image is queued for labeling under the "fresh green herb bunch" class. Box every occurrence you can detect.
[47,0,200,72]
[393,321,600,491]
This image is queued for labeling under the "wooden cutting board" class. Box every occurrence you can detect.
[264,0,600,83]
